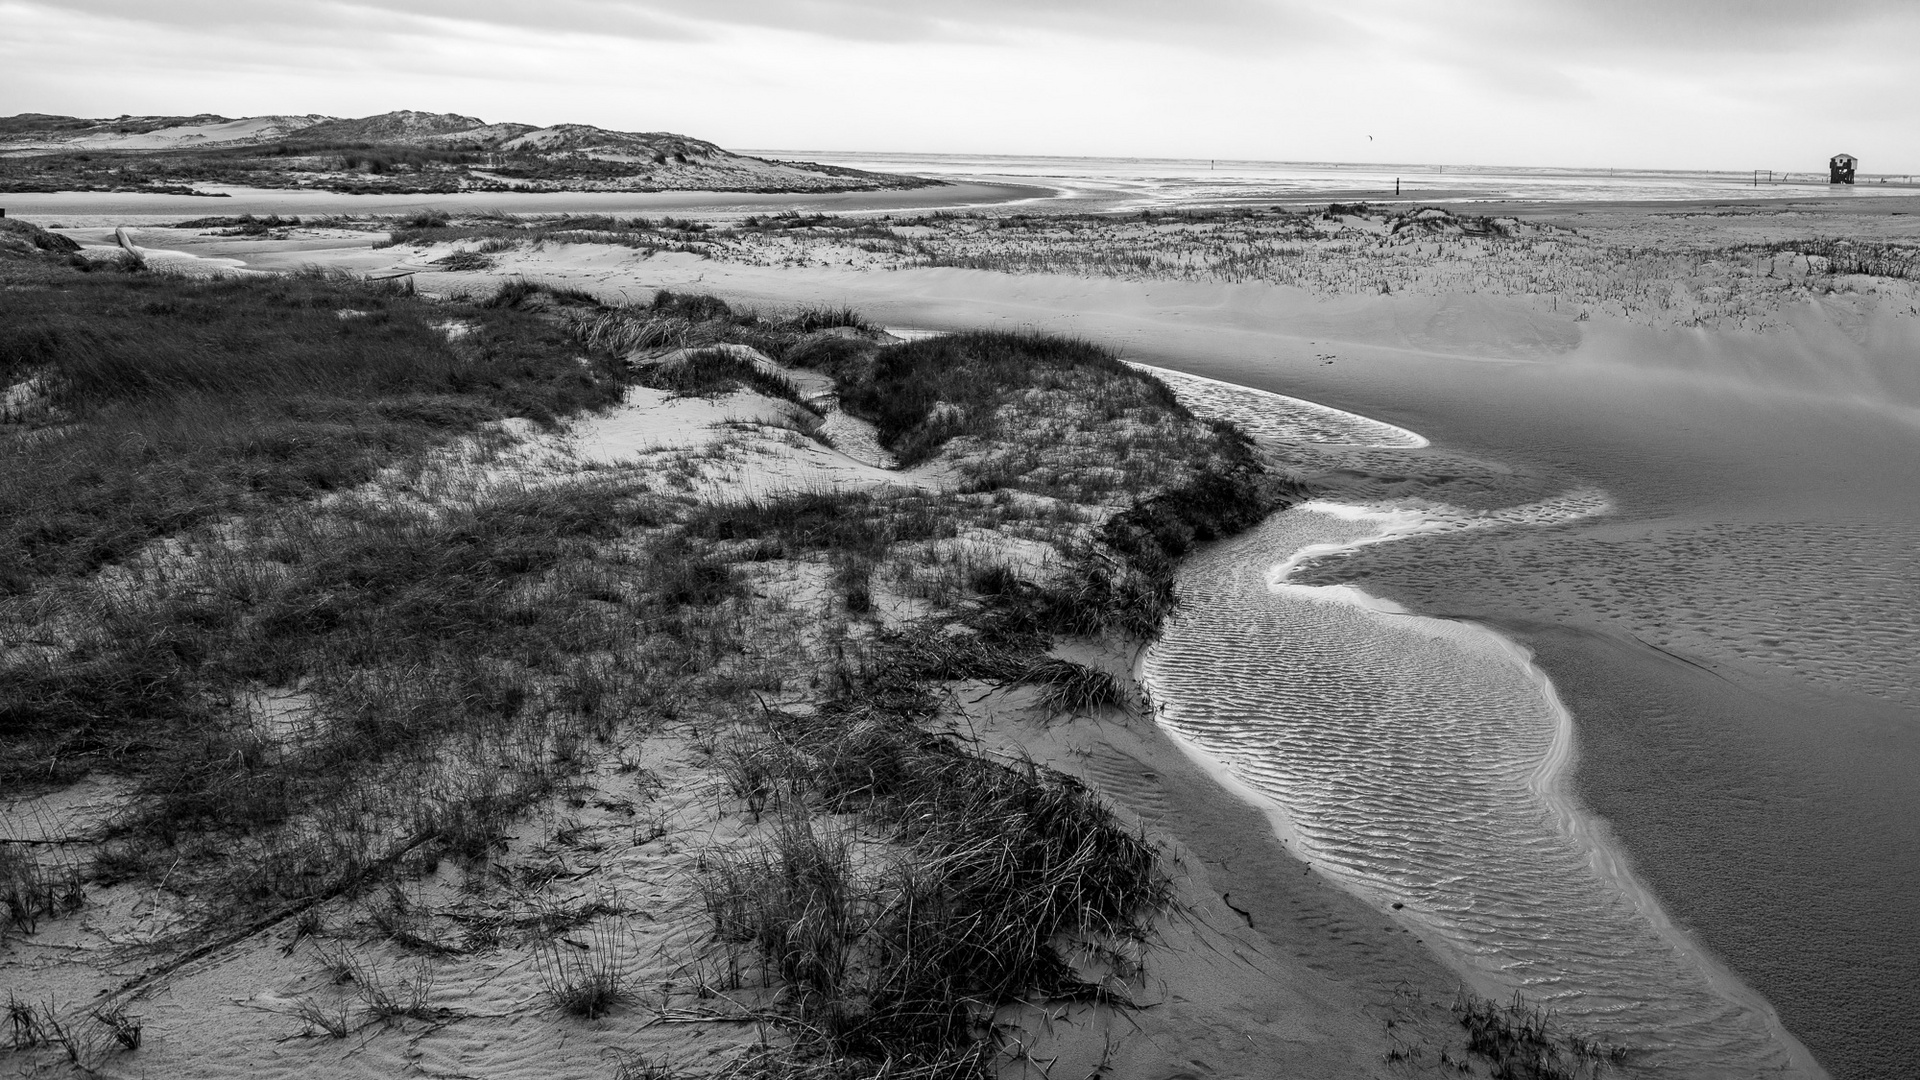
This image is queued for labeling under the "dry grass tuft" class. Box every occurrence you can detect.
[535,919,636,1018]
[1453,991,1629,1079]
[0,847,85,938]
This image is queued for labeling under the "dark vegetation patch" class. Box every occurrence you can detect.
[567,289,879,369]
[636,348,806,405]
[1453,992,1629,1079]
[478,276,602,310]
[834,332,1174,467]
[1732,238,1920,279]
[0,218,83,259]
[377,214,715,255]
[171,213,303,235]
[706,697,1164,1064]
[681,492,954,560]
[430,249,495,272]
[0,265,625,587]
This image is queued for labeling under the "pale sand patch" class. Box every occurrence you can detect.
[1,731,771,1079]
[565,386,939,499]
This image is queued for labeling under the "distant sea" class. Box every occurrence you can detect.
[747,149,1920,210]
[10,151,1916,226]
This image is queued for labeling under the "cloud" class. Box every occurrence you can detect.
[17,0,705,45]
[1,0,1914,169]
[17,0,1916,69]
[15,0,1354,50]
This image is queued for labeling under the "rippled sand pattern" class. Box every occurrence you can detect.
[1127,362,1430,448]
[1301,521,1920,709]
[1144,507,1808,1076]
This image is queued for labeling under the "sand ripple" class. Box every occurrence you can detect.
[1143,504,1815,1076]
[1301,520,1920,710]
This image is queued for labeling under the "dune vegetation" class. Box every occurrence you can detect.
[368,202,1920,333]
[1,242,1305,1075]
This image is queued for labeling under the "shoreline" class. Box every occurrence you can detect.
[965,642,1469,1077]
[1139,485,1818,1074]
[0,179,1055,225]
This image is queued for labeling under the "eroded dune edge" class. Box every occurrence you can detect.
[0,232,1600,1080]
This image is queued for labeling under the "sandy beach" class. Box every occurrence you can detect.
[8,190,1919,1078]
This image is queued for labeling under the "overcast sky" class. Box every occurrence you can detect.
[3,0,1915,172]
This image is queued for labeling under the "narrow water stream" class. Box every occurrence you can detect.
[1136,371,1822,1077]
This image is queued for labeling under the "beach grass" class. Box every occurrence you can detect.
[0,265,623,588]
[1453,991,1629,1079]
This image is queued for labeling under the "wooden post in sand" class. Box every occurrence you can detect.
[366,269,418,294]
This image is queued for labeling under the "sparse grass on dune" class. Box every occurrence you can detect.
[1451,992,1629,1079]
[1,847,85,940]
[703,631,1168,1069]
[18,477,732,909]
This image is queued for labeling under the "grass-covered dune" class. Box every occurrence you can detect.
[0,266,618,589]
[0,109,937,195]
[0,250,1310,1076]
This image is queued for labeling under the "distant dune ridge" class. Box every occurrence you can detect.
[0,109,934,195]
